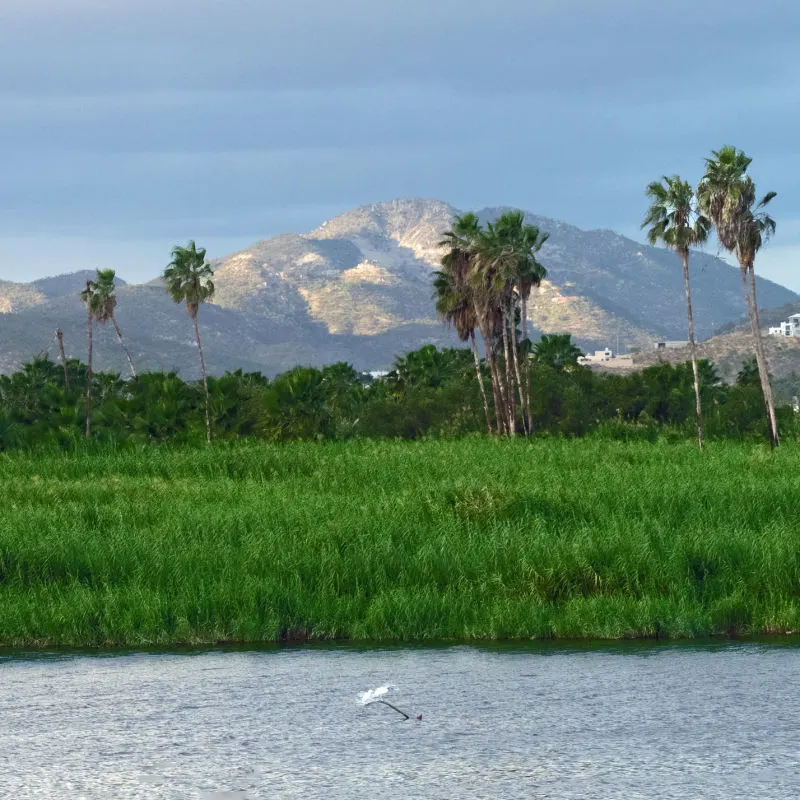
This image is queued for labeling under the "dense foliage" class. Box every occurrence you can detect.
[0,344,797,450]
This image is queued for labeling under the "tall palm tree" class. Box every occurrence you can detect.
[698,146,779,446]
[432,267,492,433]
[642,175,710,449]
[79,279,100,437]
[163,241,215,442]
[439,213,505,433]
[494,212,548,433]
[471,220,516,434]
[474,211,549,435]
[92,269,137,379]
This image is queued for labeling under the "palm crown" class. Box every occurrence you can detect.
[436,213,483,341]
[697,146,776,261]
[474,211,548,299]
[163,241,215,317]
[642,175,710,257]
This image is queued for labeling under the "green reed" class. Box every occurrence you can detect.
[0,438,798,646]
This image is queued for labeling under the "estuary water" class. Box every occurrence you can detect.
[1,641,798,799]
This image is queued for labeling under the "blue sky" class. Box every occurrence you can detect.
[1,0,798,289]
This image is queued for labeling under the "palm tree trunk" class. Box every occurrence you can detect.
[680,252,704,450]
[520,294,533,435]
[56,328,69,391]
[508,296,527,435]
[111,314,137,379]
[470,330,492,434]
[192,312,212,443]
[501,304,515,436]
[85,310,93,438]
[746,265,780,447]
[477,309,505,434]
[486,337,505,433]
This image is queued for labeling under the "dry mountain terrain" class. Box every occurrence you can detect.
[0,199,797,378]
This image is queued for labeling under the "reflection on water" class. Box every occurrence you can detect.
[1,641,799,798]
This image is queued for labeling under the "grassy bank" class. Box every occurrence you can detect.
[0,439,798,646]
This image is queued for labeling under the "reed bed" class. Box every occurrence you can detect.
[0,439,798,646]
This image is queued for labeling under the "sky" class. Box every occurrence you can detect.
[1,0,799,289]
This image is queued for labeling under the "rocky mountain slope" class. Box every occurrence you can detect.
[0,199,797,377]
[629,331,800,383]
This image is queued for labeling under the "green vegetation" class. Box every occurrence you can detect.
[0,439,798,647]
[1,346,798,449]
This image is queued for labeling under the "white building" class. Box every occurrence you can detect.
[578,347,614,364]
[768,314,800,337]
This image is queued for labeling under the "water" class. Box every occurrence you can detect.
[1,641,799,798]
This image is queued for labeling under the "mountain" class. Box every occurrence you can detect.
[628,331,800,383]
[0,199,797,378]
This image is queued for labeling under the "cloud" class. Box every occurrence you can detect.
[2,0,796,95]
[0,0,798,288]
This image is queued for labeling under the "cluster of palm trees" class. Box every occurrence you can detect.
[643,145,779,449]
[435,210,548,436]
[79,241,216,441]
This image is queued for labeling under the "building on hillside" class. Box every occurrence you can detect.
[578,348,635,369]
[578,347,614,364]
[653,340,689,350]
[768,314,800,337]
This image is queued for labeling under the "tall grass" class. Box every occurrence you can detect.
[0,438,798,646]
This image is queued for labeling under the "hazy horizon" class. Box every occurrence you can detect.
[2,0,799,290]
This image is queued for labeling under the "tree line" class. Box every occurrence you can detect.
[0,344,796,449]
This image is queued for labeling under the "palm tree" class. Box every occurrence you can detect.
[475,219,519,435]
[433,246,492,434]
[494,212,548,433]
[163,241,215,442]
[466,230,507,432]
[473,211,549,435]
[55,328,69,391]
[642,175,710,449]
[698,146,779,446]
[438,213,503,433]
[79,279,100,437]
[92,269,136,379]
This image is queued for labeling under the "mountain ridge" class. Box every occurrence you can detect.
[0,198,797,378]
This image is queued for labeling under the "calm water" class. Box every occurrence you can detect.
[1,641,798,799]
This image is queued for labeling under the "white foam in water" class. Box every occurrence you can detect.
[358,684,398,706]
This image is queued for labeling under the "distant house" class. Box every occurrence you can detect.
[653,340,689,350]
[768,314,800,337]
[578,347,614,364]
